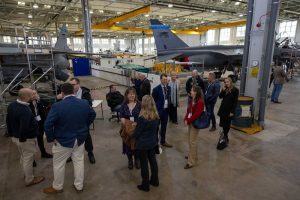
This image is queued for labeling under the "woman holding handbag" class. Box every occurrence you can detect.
[183,86,204,169]
[133,95,160,192]
[217,77,239,150]
[120,87,141,170]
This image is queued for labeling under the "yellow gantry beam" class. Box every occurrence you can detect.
[75,5,151,35]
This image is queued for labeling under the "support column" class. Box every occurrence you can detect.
[241,0,281,127]
[294,20,300,43]
[81,0,93,53]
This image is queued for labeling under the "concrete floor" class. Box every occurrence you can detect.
[1,75,300,200]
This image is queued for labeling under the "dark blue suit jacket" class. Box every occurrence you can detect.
[152,84,171,115]
[44,96,96,148]
[205,80,221,105]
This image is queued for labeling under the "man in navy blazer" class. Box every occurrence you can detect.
[43,83,96,194]
[152,74,173,148]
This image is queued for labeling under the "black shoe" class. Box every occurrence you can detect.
[150,180,159,187]
[209,127,216,132]
[33,160,37,167]
[88,153,96,164]
[128,160,133,170]
[134,159,140,169]
[41,152,53,159]
[137,185,149,192]
[274,101,282,104]
[67,157,72,163]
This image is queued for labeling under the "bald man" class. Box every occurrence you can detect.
[6,88,45,187]
[186,70,205,96]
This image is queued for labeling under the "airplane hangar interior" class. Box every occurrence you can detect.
[0,0,300,199]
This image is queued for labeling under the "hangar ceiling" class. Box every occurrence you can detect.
[0,0,299,38]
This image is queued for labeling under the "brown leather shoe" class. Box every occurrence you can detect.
[26,176,45,187]
[161,142,173,148]
[43,186,63,194]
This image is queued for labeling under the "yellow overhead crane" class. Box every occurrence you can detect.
[74,5,246,35]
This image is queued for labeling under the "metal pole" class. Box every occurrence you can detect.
[240,0,254,95]
[258,0,281,127]
[81,0,93,54]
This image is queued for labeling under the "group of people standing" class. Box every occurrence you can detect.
[6,69,239,193]
[6,79,96,194]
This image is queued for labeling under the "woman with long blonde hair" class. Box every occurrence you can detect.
[133,95,160,192]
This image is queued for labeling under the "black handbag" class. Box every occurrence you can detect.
[192,111,210,129]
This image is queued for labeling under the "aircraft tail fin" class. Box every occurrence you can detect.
[149,19,188,52]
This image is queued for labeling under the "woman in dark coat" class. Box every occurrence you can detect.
[217,77,239,149]
[133,95,160,192]
[120,87,141,170]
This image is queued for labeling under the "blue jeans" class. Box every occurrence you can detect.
[271,84,283,102]
[206,103,216,128]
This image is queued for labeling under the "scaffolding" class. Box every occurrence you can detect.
[0,19,58,130]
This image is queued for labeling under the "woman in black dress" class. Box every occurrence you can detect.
[217,77,239,149]
[120,87,141,169]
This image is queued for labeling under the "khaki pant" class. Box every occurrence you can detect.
[52,140,85,190]
[11,138,37,184]
[187,125,199,166]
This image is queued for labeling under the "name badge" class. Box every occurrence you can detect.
[188,113,192,118]
[35,115,41,121]
[130,117,134,122]
[164,99,168,108]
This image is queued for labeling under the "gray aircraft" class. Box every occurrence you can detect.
[150,19,300,71]
[0,24,101,85]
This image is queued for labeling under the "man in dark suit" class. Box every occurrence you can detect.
[152,74,172,148]
[205,72,220,132]
[70,77,96,164]
[138,73,151,101]
[29,90,52,158]
[43,83,96,194]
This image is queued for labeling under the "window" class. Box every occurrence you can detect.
[138,38,143,45]
[93,38,100,44]
[3,36,11,43]
[101,39,108,44]
[93,48,100,53]
[73,38,82,44]
[67,38,71,45]
[150,37,154,43]
[111,39,116,45]
[52,37,57,45]
[32,37,38,45]
[279,21,297,38]
[119,39,125,45]
[207,30,215,43]
[236,26,246,37]
[144,38,149,44]
[220,28,231,42]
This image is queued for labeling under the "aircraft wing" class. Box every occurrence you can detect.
[157,53,183,62]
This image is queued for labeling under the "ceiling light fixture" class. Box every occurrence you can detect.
[175,18,179,21]
[211,10,216,13]
[28,21,32,25]
[239,14,243,17]
[235,2,240,5]
[33,3,39,9]
[74,17,79,22]
[89,10,93,14]
[44,5,51,9]
[99,10,104,13]
[168,4,173,8]
[145,14,149,17]
[220,0,225,2]
[28,14,33,18]
[18,12,24,15]
[117,11,122,15]
[159,15,163,19]
[18,1,25,6]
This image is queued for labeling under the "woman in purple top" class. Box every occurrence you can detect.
[120,87,141,170]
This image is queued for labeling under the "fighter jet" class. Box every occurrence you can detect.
[150,19,300,72]
[0,24,102,85]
